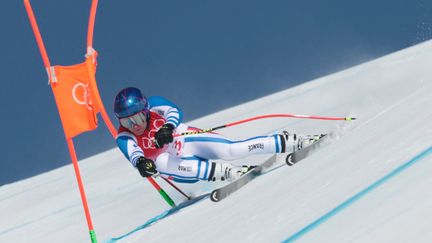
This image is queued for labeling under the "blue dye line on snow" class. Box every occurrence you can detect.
[283,146,432,243]
[105,193,209,242]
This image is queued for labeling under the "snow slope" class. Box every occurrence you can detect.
[1,40,432,243]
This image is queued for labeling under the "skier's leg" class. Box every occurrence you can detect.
[180,134,274,160]
[180,131,322,161]
[154,153,253,182]
[154,153,210,182]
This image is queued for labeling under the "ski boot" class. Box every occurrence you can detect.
[208,163,256,182]
[280,131,325,152]
[298,134,326,150]
[284,133,326,166]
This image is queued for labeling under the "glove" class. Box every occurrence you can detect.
[136,157,158,177]
[154,123,175,148]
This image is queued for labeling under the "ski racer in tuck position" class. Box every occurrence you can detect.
[114,87,322,183]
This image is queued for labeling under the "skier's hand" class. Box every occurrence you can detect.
[154,123,175,148]
[136,157,158,177]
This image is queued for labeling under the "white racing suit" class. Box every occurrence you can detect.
[116,96,299,183]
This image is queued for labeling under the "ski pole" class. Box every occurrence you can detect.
[161,177,192,200]
[174,113,356,137]
[146,177,176,207]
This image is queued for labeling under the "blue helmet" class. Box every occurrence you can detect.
[114,87,149,118]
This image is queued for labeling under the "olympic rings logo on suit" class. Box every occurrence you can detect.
[141,118,166,149]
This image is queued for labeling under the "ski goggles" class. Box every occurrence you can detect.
[119,112,148,129]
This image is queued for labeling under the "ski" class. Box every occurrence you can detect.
[210,134,330,202]
[210,154,277,202]
[285,133,329,166]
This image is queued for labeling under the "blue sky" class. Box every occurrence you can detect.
[1,0,431,185]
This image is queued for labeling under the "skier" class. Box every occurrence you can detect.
[114,87,322,183]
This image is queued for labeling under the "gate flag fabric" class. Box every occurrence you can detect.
[51,57,100,138]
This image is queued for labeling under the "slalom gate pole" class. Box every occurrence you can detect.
[174,113,356,137]
[24,1,98,242]
[161,177,191,200]
[25,1,175,240]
